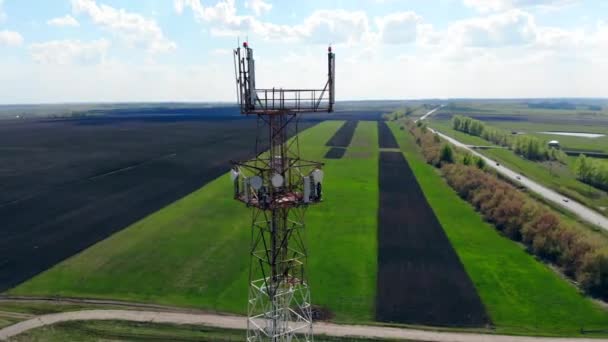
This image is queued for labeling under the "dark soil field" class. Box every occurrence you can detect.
[325,121,358,147]
[0,113,315,292]
[376,151,489,327]
[324,147,346,159]
[377,121,399,149]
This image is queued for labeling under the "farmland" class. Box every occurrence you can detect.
[428,113,608,212]
[1,112,312,292]
[307,120,379,322]
[326,120,359,147]
[324,120,358,159]
[434,101,608,153]
[389,122,608,335]
[376,151,488,327]
[435,100,608,125]
[5,106,608,337]
[324,147,346,159]
[10,120,379,323]
[377,121,399,149]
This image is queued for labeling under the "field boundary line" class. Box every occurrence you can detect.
[1,309,608,341]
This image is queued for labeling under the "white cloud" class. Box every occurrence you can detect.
[302,10,371,44]
[535,26,584,49]
[376,12,421,44]
[0,60,238,103]
[47,14,80,27]
[446,10,537,47]
[2,0,607,103]
[29,39,110,65]
[245,0,272,16]
[463,0,577,13]
[71,0,176,53]
[175,0,295,40]
[175,0,372,44]
[0,30,23,46]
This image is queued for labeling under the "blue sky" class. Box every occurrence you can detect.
[0,0,607,103]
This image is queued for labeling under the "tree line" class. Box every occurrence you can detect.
[407,120,608,300]
[451,115,566,162]
[383,107,417,121]
[575,154,608,191]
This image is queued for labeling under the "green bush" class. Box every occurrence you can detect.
[575,154,608,191]
[440,144,454,164]
[408,120,608,300]
[442,163,607,300]
[452,115,565,162]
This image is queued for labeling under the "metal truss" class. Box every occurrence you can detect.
[232,114,321,341]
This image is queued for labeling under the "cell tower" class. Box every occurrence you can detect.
[230,42,335,341]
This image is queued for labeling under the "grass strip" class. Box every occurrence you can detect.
[388,122,608,337]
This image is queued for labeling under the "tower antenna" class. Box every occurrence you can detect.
[230,43,335,341]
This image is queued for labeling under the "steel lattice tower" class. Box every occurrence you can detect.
[230,42,335,341]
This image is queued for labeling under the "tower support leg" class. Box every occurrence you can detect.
[243,114,314,341]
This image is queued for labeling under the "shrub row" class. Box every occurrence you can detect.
[575,154,608,191]
[452,115,566,162]
[411,121,483,169]
[383,107,413,121]
[407,120,608,300]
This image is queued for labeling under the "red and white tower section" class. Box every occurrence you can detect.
[230,43,335,341]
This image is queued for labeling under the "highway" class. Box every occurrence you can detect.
[416,105,443,121]
[418,107,608,231]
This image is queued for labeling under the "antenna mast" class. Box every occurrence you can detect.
[230,42,335,341]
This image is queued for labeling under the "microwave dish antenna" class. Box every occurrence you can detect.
[230,42,335,341]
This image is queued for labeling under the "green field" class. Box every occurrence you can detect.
[489,121,608,154]
[436,101,608,153]
[428,118,608,212]
[428,119,499,146]
[306,121,378,321]
[389,122,608,336]
[7,118,608,337]
[442,101,608,119]
[9,121,379,323]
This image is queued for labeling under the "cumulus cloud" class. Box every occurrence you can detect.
[29,39,110,65]
[175,0,372,44]
[0,30,23,46]
[376,12,421,44]
[47,14,80,27]
[463,0,577,13]
[535,26,584,49]
[423,7,591,54]
[302,10,371,44]
[175,0,297,40]
[71,0,175,53]
[175,0,567,51]
[3,0,605,103]
[245,0,272,16]
[448,9,536,47]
